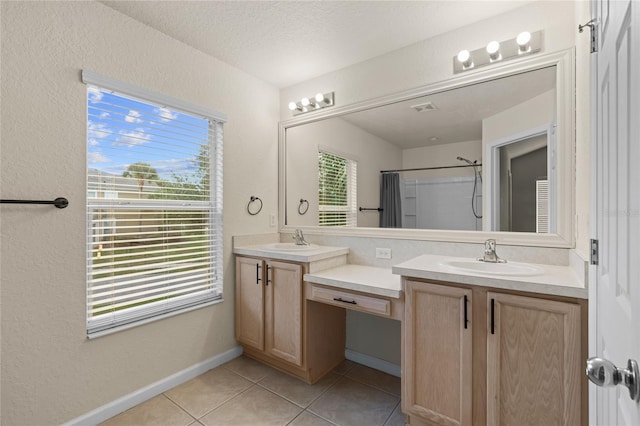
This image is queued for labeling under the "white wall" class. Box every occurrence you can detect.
[286,118,402,228]
[0,2,279,424]
[482,90,555,230]
[280,1,578,117]
[401,140,482,180]
[279,1,588,364]
[482,90,555,143]
[279,0,589,253]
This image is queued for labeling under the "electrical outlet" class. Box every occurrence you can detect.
[269,214,276,227]
[376,248,392,259]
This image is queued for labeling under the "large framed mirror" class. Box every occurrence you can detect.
[279,49,575,247]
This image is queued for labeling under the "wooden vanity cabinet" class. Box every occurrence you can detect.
[403,279,585,426]
[486,292,582,426]
[235,255,345,383]
[236,256,303,366]
[403,281,473,426]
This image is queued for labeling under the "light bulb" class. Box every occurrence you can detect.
[457,50,473,68]
[288,101,298,111]
[457,50,470,63]
[486,41,500,54]
[315,93,325,103]
[517,31,532,53]
[486,41,501,61]
[301,97,310,107]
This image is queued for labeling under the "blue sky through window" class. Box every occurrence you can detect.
[87,86,210,183]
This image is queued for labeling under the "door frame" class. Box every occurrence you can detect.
[483,123,556,232]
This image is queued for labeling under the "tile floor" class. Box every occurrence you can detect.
[101,356,406,426]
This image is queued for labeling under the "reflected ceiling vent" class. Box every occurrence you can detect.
[411,101,437,112]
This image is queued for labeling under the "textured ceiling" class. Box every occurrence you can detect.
[100,1,534,88]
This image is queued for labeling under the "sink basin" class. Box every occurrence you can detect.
[261,243,319,252]
[440,259,544,277]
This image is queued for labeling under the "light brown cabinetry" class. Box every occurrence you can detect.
[486,292,582,426]
[403,281,472,426]
[235,255,345,383]
[236,256,302,366]
[403,279,585,426]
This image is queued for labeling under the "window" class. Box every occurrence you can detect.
[318,150,357,226]
[84,71,225,336]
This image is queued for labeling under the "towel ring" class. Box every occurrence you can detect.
[298,199,309,215]
[247,196,263,216]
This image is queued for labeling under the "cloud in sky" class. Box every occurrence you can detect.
[125,110,142,123]
[88,151,110,163]
[88,87,103,103]
[88,138,100,147]
[88,122,110,139]
[151,157,197,175]
[155,107,178,122]
[115,128,152,147]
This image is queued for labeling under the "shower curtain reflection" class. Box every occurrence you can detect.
[379,172,402,227]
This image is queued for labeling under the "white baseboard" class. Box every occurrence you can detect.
[63,345,243,426]
[345,349,401,378]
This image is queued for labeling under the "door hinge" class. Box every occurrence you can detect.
[578,19,598,53]
[590,239,599,265]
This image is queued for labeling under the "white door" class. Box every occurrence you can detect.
[590,0,640,424]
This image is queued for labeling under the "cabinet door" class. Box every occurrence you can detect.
[235,257,264,351]
[265,260,303,366]
[403,280,473,426]
[486,292,581,426]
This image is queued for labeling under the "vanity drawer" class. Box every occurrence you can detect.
[309,285,391,317]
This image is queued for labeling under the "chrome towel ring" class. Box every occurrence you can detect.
[247,196,263,215]
[298,199,309,215]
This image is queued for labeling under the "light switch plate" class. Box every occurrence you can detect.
[376,248,392,259]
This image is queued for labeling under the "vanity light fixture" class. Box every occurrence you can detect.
[516,31,532,53]
[486,41,501,62]
[289,91,335,116]
[456,50,473,69]
[453,30,542,74]
[288,101,302,112]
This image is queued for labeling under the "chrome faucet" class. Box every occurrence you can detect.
[478,239,506,263]
[292,229,310,246]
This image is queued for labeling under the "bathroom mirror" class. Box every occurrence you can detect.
[279,49,575,247]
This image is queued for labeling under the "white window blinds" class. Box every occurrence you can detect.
[84,72,224,336]
[318,150,357,227]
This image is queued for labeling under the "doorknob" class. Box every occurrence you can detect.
[586,357,640,401]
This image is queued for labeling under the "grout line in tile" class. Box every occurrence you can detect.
[382,400,402,426]
[159,393,198,425]
[255,372,341,409]
[195,382,261,420]
[342,373,401,398]
[285,410,306,425]
[337,375,390,395]
[302,408,341,426]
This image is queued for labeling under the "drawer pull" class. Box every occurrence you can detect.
[333,297,357,305]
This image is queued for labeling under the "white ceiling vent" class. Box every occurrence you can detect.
[411,101,438,112]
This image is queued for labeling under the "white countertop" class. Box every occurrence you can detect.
[233,244,349,263]
[392,254,588,299]
[304,264,402,299]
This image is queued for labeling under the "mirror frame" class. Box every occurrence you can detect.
[278,48,575,248]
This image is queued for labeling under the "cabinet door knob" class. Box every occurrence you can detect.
[586,357,640,401]
[256,263,261,284]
